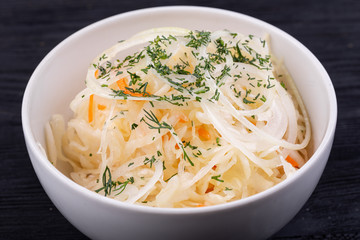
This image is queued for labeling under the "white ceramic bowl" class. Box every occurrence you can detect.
[22,6,337,240]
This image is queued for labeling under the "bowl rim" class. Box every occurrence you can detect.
[22,5,337,215]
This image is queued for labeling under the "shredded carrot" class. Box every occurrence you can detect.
[196,204,205,207]
[186,62,194,74]
[247,116,257,125]
[178,113,189,123]
[116,78,143,97]
[175,143,180,150]
[198,126,211,141]
[116,78,127,90]
[286,155,299,168]
[94,69,99,79]
[205,183,214,193]
[212,165,217,170]
[88,94,94,123]
[162,133,171,143]
[97,104,106,110]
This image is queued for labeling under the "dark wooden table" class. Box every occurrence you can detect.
[1,0,359,239]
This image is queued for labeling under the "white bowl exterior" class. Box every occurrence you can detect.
[22,6,337,240]
[25,140,333,240]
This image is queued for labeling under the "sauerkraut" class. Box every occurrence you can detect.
[46,28,311,208]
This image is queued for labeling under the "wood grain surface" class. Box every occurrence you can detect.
[1,0,359,239]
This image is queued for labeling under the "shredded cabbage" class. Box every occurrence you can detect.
[46,28,311,208]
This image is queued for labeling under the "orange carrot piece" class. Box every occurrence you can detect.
[94,69,99,79]
[129,92,144,97]
[179,113,188,123]
[116,78,143,97]
[88,94,94,123]
[116,78,127,90]
[97,104,106,110]
[205,183,214,193]
[198,126,211,141]
[196,204,205,207]
[286,155,299,168]
[248,117,256,125]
